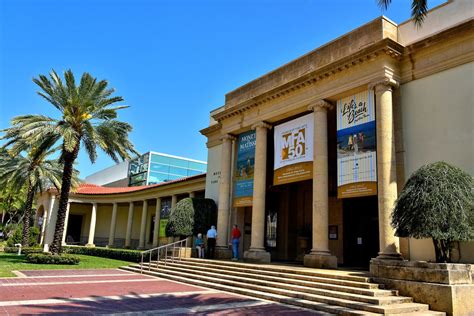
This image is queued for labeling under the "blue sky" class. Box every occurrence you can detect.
[0,0,445,178]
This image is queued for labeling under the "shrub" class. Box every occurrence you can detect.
[63,246,142,262]
[392,161,474,263]
[6,225,39,247]
[166,198,217,238]
[3,246,42,254]
[26,253,80,265]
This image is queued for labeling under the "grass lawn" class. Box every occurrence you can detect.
[0,252,131,277]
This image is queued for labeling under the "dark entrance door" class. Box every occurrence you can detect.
[343,196,379,268]
[66,214,83,244]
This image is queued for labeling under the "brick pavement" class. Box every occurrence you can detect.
[0,269,322,315]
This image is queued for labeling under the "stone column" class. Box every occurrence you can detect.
[61,202,71,246]
[171,195,177,209]
[138,200,148,249]
[216,134,234,258]
[108,203,118,247]
[244,122,271,263]
[189,192,195,198]
[86,203,97,247]
[125,202,134,248]
[153,198,161,247]
[371,78,402,260]
[304,100,338,268]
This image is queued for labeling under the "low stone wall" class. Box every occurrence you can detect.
[370,259,473,315]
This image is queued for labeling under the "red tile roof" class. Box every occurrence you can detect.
[72,173,206,195]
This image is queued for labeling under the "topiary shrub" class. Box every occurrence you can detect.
[26,253,80,265]
[392,161,474,263]
[63,246,142,262]
[166,198,217,238]
[6,225,39,247]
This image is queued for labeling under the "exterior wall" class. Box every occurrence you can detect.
[85,161,129,186]
[401,62,473,263]
[204,144,222,203]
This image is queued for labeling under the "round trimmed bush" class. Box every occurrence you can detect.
[26,253,80,265]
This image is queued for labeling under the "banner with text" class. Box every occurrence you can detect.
[337,90,377,198]
[274,113,313,185]
[233,130,256,207]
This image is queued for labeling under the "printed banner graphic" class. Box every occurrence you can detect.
[337,90,377,198]
[274,113,313,185]
[233,130,256,207]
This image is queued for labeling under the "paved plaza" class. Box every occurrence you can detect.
[0,269,322,315]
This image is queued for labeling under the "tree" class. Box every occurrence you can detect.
[0,144,78,246]
[392,162,474,263]
[378,0,428,27]
[2,69,137,254]
[166,198,217,238]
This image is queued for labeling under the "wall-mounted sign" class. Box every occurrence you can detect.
[233,130,256,207]
[273,113,314,185]
[337,90,377,198]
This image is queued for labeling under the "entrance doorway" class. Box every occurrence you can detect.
[66,214,83,244]
[342,196,379,268]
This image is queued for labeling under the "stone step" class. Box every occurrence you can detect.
[123,265,430,314]
[121,265,381,316]
[148,259,381,289]
[181,257,372,283]
[139,261,398,301]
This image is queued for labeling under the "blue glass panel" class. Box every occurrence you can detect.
[150,153,171,165]
[168,157,189,168]
[188,161,206,171]
[148,171,172,183]
[169,166,188,176]
[149,162,170,173]
[187,169,202,176]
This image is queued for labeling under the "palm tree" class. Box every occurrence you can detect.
[0,143,79,246]
[2,69,137,254]
[378,0,428,27]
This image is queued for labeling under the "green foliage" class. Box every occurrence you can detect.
[63,246,142,263]
[166,198,217,237]
[6,225,39,247]
[3,247,43,254]
[392,162,474,262]
[26,253,80,265]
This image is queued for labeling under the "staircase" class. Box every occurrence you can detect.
[121,258,445,315]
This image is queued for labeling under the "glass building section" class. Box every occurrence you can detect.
[128,152,206,186]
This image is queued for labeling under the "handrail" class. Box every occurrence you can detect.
[140,238,188,273]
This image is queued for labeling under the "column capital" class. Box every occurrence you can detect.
[220,134,236,142]
[308,99,333,112]
[251,121,272,130]
[368,77,399,92]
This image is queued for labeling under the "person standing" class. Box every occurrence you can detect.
[231,224,241,261]
[206,225,217,259]
[195,233,205,258]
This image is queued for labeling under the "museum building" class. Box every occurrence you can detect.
[200,0,473,267]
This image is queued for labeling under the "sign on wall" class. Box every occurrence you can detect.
[337,90,377,198]
[273,113,313,185]
[233,130,256,207]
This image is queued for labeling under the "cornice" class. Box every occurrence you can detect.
[213,38,404,123]
[199,123,222,136]
[308,99,333,112]
[251,121,272,130]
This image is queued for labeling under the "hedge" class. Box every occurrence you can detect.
[3,247,43,255]
[63,246,142,262]
[26,253,80,265]
[6,225,40,247]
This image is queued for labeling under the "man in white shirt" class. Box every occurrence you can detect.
[206,225,217,259]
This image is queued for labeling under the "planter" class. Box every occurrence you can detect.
[370,259,473,315]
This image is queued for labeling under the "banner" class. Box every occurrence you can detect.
[337,90,377,198]
[273,113,313,185]
[233,130,256,207]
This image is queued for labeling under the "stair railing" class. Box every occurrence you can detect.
[140,238,188,274]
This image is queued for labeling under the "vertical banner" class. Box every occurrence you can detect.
[273,113,314,185]
[233,130,256,207]
[337,90,377,198]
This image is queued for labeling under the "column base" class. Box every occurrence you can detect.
[376,252,404,261]
[244,249,271,263]
[216,246,232,259]
[304,252,338,269]
[85,243,95,248]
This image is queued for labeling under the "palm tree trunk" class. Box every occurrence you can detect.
[49,146,79,255]
[22,183,35,246]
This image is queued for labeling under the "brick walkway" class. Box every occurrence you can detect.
[0,269,322,315]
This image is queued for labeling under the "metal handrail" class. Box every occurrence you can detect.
[140,238,188,273]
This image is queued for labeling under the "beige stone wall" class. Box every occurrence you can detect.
[328,197,344,264]
[400,62,473,263]
[205,144,222,203]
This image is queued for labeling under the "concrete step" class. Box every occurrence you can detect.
[148,259,382,289]
[138,262,401,304]
[123,265,430,314]
[121,265,380,316]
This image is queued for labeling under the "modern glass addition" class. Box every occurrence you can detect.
[128,152,206,186]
